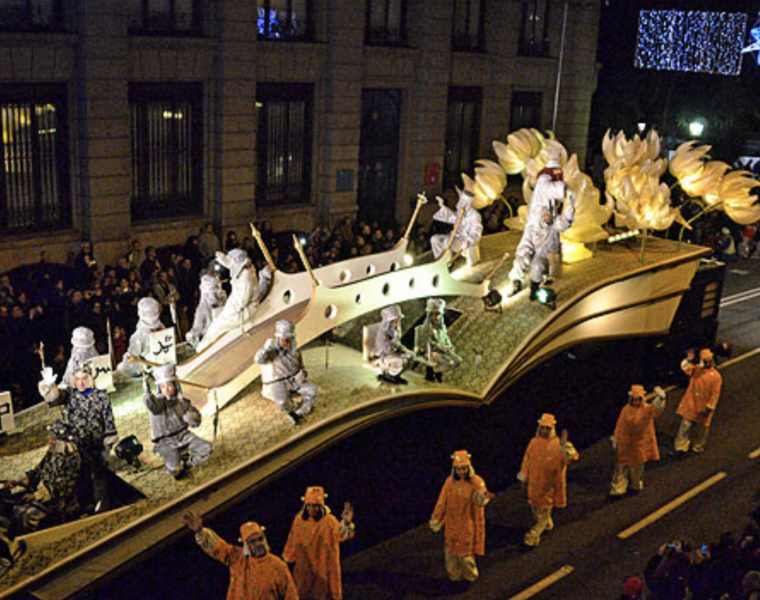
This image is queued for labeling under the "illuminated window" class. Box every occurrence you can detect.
[0,85,70,233]
[128,0,201,36]
[256,84,313,207]
[444,87,481,191]
[0,0,65,32]
[510,91,542,130]
[519,0,550,57]
[452,0,484,52]
[129,83,203,220]
[257,0,312,40]
[365,0,406,46]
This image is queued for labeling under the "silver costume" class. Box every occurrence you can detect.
[254,320,317,420]
[117,297,163,377]
[431,190,483,259]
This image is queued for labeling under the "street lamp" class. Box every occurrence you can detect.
[689,119,706,137]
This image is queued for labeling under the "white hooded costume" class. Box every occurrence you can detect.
[62,327,99,388]
[254,320,317,420]
[143,364,212,477]
[509,159,576,290]
[431,190,483,259]
[196,249,271,351]
[415,298,462,376]
[373,305,415,378]
[186,274,226,349]
[117,297,163,377]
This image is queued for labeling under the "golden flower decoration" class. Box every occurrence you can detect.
[718,171,760,225]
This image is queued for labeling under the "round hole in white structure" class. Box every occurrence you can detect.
[432,275,440,288]
[382,283,391,296]
[409,278,415,289]
[366,264,376,275]
[355,293,363,304]
[340,269,351,283]
[390,261,400,271]
[324,305,338,319]
[283,290,293,304]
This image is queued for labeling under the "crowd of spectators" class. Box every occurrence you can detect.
[620,506,760,599]
[0,202,514,413]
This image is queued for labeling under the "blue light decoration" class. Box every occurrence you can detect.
[634,10,748,76]
[741,13,760,65]
[257,7,300,39]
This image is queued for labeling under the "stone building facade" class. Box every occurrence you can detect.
[0,0,601,271]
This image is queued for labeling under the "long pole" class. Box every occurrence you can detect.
[551,2,569,132]
[250,223,277,273]
[403,193,429,240]
[293,235,319,287]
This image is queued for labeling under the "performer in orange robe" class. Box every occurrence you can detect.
[518,413,579,547]
[610,384,666,497]
[283,485,355,600]
[429,450,495,582]
[675,348,722,454]
[183,510,298,600]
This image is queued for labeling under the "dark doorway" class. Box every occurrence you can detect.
[357,89,401,226]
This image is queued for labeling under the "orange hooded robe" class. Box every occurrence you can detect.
[614,403,662,466]
[519,436,578,509]
[282,509,353,600]
[431,471,488,557]
[197,528,298,600]
[676,365,722,427]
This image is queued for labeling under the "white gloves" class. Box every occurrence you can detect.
[40,367,57,387]
[654,386,666,399]
[104,434,120,452]
[429,519,443,533]
[611,436,618,450]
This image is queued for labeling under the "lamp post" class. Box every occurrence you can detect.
[689,119,706,137]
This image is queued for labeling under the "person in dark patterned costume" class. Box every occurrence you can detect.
[38,363,118,511]
[2,420,82,533]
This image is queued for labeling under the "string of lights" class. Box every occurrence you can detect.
[634,10,748,76]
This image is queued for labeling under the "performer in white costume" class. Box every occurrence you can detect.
[415,298,462,382]
[143,364,211,479]
[117,297,163,377]
[185,274,226,350]
[508,158,576,300]
[254,320,317,424]
[431,189,483,259]
[62,327,99,388]
[197,250,272,351]
[373,305,417,385]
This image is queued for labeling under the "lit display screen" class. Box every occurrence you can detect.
[634,10,748,76]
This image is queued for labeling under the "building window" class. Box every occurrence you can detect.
[519,0,550,57]
[0,0,65,32]
[510,91,542,130]
[452,0,484,52]
[128,0,201,36]
[129,83,203,221]
[256,83,312,207]
[444,87,481,191]
[257,0,313,41]
[0,85,70,234]
[365,0,406,47]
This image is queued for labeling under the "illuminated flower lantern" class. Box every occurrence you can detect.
[495,129,611,263]
[669,141,760,228]
[603,129,683,234]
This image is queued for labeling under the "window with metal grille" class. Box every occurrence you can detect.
[0,0,65,32]
[444,87,481,191]
[519,0,550,57]
[0,85,70,233]
[257,0,313,40]
[129,83,203,221]
[256,83,312,207]
[365,0,406,46]
[128,0,201,36]
[452,0,484,52]
[510,91,542,130]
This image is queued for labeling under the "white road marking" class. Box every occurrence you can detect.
[507,565,575,600]
[720,286,760,308]
[618,472,727,539]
